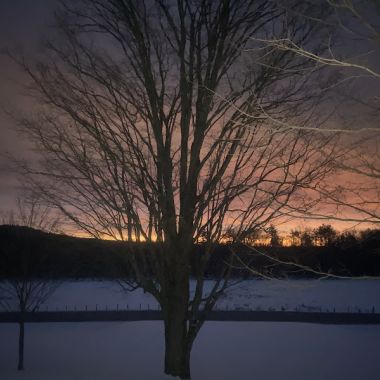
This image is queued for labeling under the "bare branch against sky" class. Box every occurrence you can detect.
[1,1,345,377]
[0,1,379,378]
[249,0,380,226]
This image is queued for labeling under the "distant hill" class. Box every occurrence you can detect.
[0,224,130,278]
[1,225,379,279]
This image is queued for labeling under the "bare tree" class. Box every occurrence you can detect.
[250,0,380,225]
[0,195,61,370]
[9,1,340,377]
[313,223,337,246]
[266,224,282,247]
[253,1,379,82]
[1,195,61,232]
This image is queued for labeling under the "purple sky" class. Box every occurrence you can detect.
[0,1,378,232]
[0,1,57,210]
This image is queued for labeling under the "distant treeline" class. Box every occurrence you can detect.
[0,225,379,279]
[238,223,380,249]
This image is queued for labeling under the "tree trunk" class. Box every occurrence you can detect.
[18,320,25,371]
[164,305,192,379]
[162,257,193,379]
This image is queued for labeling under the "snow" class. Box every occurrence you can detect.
[216,279,380,312]
[4,278,378,313]
[0,322,379,379]
[1,279,380,379]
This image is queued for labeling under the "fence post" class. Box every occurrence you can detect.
[116,304,119,311]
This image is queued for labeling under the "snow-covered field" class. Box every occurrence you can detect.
[1,279,380,379]
[1,321,379,380]
[5,278,378,313]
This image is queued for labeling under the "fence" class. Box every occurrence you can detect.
[0,302,377,314]
[1,306,380,325]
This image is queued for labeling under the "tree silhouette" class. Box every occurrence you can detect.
[0,196,61,370]
[10,1,339,377]
[267,225,281,247]
[253,0,380,226]
[289,229,301,247]
[313,224,337,247]
[300,230,314,248]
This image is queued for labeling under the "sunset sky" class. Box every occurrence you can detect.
[0,0,379,235]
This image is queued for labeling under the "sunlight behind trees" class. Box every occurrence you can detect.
[2,0,378,378]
